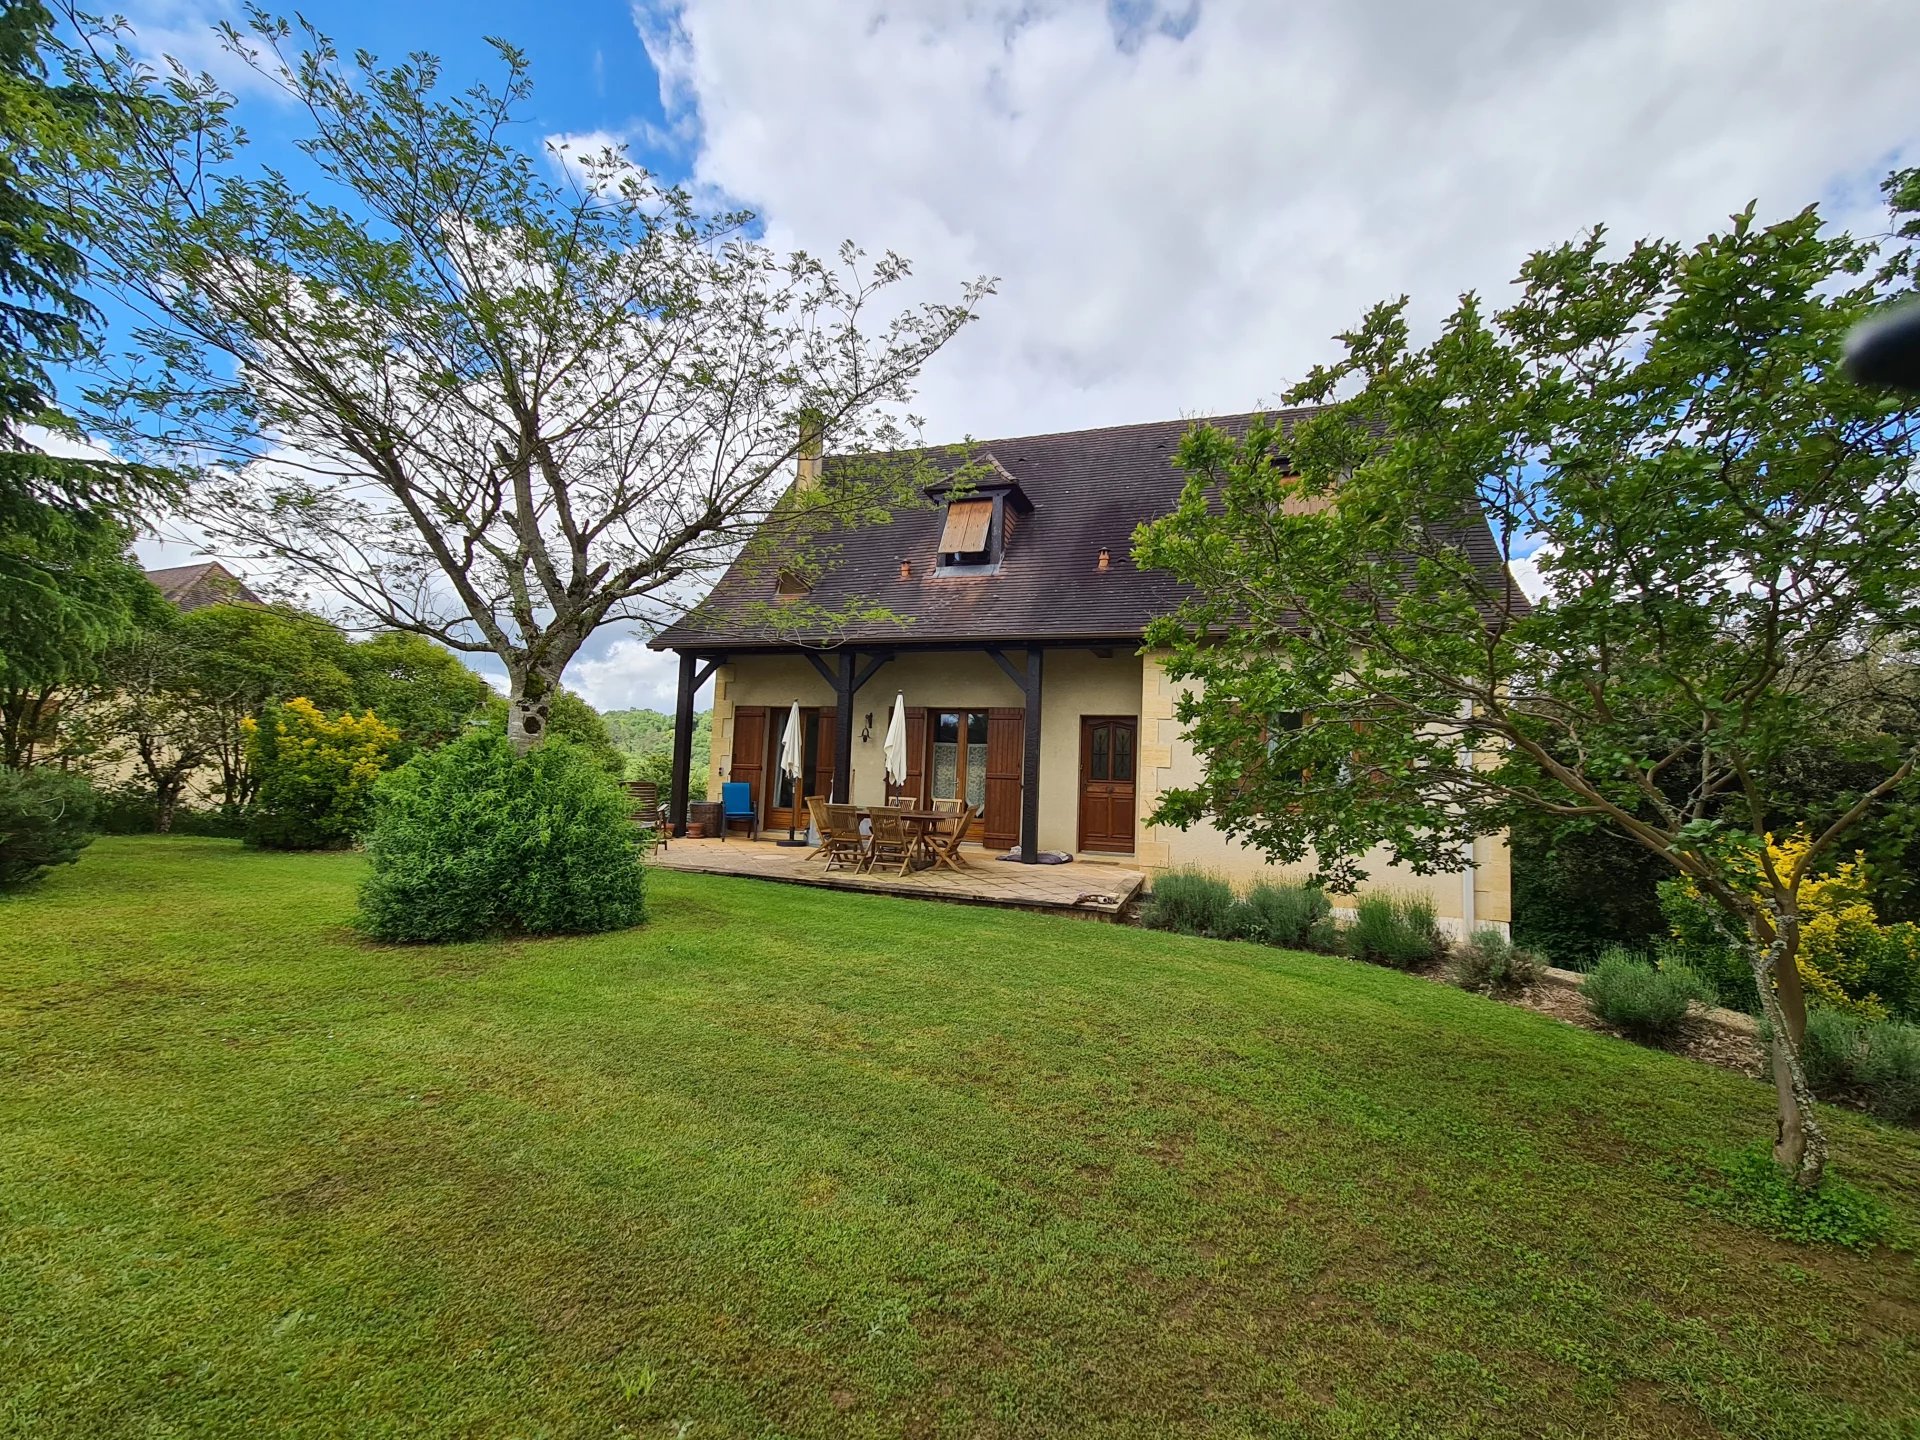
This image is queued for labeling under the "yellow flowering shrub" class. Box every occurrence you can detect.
[243,697,403,850]
[1662,832,1920,1020]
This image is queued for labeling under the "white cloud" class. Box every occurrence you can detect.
[1505,552,1551,604]
[101,0,292,100]
[16,424,226,572]
[630,0,1920,443]
[103,0,1920,717]
[567,634,706,713]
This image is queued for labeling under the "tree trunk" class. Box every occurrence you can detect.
[156,784,179,834]
[505,665,559,754]
[1,697,25,770]
[1772,927,1809,1048]
[1,688,53,770]
[1745,935,1827,1188]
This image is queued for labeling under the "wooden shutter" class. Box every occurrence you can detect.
[814,708,836,803]
[983,707,1024,851]
[886,706,927,806]
[729,705,767,823]
[938,498,992,554]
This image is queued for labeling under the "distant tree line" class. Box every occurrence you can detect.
[602,708,712,801]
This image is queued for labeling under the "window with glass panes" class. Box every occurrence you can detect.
[931,710,990,808]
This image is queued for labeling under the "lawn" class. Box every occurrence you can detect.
[3,839,1918,1439]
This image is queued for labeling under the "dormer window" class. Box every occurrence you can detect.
[927,456,1033,576]
[773,567,811,602]
[937,498,994,566]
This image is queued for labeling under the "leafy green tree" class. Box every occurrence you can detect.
[1510,809,1670,967]
[1514,651,1920,964]
[0,2,169,716]
[1136,177,1920,1187]
[600,708,677,761]
[345,632,493,755]
[174,603,358,813]
[67,615,223,832]
[61,11,987,752]
[65,598,491,826]
[0,517,164,768]
[0,766,97,889]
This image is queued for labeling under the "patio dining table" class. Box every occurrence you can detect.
[853,807,958,869]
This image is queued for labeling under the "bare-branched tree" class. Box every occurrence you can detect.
[59,8,992,746]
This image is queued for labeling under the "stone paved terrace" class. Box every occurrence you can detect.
[651,837,1146,920]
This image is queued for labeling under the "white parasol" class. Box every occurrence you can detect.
[883,693,909,787]
[776,700,807,844]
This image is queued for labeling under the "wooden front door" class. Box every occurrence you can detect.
[1078,716,1137,853]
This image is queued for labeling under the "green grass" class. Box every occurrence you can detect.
[3,839,1919,1439]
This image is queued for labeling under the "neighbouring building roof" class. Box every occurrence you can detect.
[144,561,264,612]
[653,407,1521,651]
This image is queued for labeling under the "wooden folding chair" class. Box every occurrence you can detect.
[928,802,977,871]
[930,796,964,815]
[823,803,866,872]
[863,806,916,877]
[625,780,668,854]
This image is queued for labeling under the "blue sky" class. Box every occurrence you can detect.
[104,0,1920,711]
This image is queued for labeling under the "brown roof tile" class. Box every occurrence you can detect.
[144,562,263,612]
[654,408,1520,650]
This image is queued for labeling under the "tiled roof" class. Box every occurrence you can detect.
[144,561,263,612]
[653,408,1521,650]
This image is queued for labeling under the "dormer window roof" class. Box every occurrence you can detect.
[926,455,1032,576]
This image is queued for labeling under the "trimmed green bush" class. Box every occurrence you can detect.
[1234,880,1335,949]
[1582,946,1714,1038]
[358,732,645,942]
[1142,870,1240,938]
[1796,1009,1920,1125]
[1345,894,1448,970]
[1452,927,1544,994]
[0,768,98,891]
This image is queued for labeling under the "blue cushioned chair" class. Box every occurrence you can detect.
[720,781,758,841]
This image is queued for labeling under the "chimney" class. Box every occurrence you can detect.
[796,408,824,490]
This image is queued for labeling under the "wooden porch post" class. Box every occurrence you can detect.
[1021,647,1043,863]
[669,650,696,836]
[833,651,856,803]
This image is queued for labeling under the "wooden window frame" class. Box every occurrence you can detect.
[927,707,993,807]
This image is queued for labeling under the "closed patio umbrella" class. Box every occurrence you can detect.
[884,693,909,791]
[777,700,808,846]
